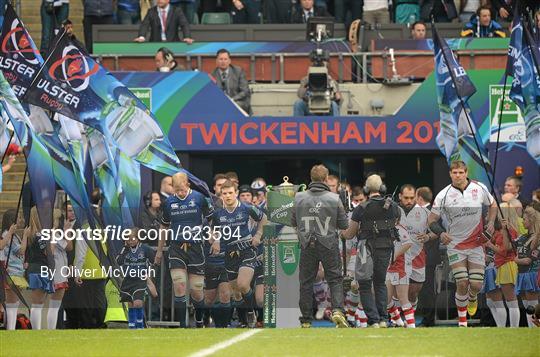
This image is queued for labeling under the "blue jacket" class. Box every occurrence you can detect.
[461,16,506,38]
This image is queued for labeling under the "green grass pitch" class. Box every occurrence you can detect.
[1,328,538,356]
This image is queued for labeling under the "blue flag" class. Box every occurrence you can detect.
[0,72,56,229]
[432,26,493,185]
[24,30,210,196]
[507,12,540,164]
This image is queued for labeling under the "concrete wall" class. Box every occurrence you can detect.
[251,82,421,117]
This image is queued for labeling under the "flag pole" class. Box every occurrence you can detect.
[432,21,504,216]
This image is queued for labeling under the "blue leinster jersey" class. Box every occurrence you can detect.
[214,201,264,251]
[162,189,214,244]
[116,243,155,278]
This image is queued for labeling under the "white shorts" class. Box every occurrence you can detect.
[447,246,485,267]
[386,271,409,286]
[410,266,426,283]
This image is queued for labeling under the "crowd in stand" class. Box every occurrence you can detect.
[33,0,540,55]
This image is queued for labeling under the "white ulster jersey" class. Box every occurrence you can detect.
[431,180,494,250]
[400,205,430,269]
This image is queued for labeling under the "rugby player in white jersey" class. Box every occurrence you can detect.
[428,161,497,327]
[398,185,437,311]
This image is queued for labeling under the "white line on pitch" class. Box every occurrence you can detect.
[188,329,262,357]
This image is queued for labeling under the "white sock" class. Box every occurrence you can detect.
[524,300,538,328]
[493,300,508,327]
[507,300,520,328]
[487,299,503,327]
[5,302,20,330]
[30,304,44,330]
[46,300,62,330]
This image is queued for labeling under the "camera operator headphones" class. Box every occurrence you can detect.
[158,47,175,65]
[143,191,153,208]
[362,181,387,196]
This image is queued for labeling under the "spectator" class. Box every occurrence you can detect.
[334,0,363,26]
[155,47,185,71]
[394,0,420,25]
[291,0,331,23]
[40,0,69,54]
[362,0,390,26]
[171,0,197,24]
[83,0,114,54]
[1,209,28,330]
[117,0,142,24]
[461,5,506,37]
[504,176,529,209]
[459,0,481,23]
[2,155,16,175]
[492,0,539,22]
[533,188,540,203]
[293,63,341,117]
[134,0,193,43]
[420,0,458,23]
[411,20,427,39]
[231,0,262,24]
[211,49,252,114]
[265,0,293,23]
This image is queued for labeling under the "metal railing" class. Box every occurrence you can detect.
[96,49,508,84]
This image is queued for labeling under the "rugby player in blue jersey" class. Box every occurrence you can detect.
[214,180,267,327]
[156,172,214,328]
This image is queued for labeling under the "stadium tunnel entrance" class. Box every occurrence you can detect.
[165,151,449,194]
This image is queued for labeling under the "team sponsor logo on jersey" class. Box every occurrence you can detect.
[171,203,179,209]
[48,45,98,92]
[471,188,478,200]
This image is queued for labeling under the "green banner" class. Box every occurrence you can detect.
[267,190,295,226]
[488,84,526,142]
[278,241,300,276]
[263,224,277,328]
[129,87,152,111]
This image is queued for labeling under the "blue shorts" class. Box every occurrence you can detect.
[515,271,540,295]
[28,273,55,294]
[481,266,498,293]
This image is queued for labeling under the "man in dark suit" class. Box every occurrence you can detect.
[291,0,331,24]
[210,49,252,115]
[134,0,193,43]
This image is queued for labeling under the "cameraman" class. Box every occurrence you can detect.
[291,164,349,328]
[341,174,401,328]
[293,63,341,116]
